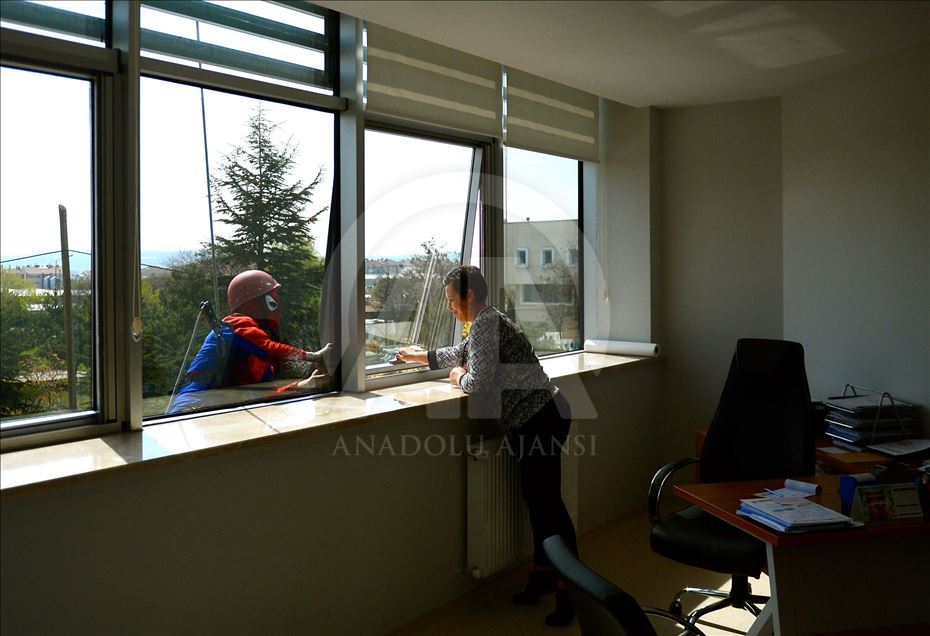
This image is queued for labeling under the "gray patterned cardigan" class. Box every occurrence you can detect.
[428,306,556,431]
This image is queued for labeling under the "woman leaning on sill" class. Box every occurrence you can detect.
[398,265,577,627]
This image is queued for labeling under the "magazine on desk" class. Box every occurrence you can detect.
[737,497,859,533]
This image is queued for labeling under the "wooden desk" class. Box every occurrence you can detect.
[813,439,923,474]
[675,475,929,636]
[695,428,919,476]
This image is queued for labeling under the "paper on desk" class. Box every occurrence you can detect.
[739,497,853,527]
[820,446,847,454]
[756,478,821,498]
[736,510,862,533]
[867,438,930,456]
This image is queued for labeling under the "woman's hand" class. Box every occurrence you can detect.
[396,347,427,364]
[449,366,467,387]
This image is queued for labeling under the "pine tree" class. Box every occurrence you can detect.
[211,104,327,348]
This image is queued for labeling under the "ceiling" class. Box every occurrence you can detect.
[316,1,929,108]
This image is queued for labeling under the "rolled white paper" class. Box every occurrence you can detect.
[783,479,821,496]
[583,339,660,358]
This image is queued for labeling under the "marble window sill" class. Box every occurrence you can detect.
[0,352,653,496]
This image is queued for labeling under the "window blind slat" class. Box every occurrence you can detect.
[506,68,599,162]
[365,23,502,137]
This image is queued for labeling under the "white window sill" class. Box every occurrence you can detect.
[0,352,656,496]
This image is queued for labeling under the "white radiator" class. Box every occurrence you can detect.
[466,437,578,579]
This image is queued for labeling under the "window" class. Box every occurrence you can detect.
[140,1,331,94]
[1,1,340,442]
[540,247,554,267]
[522,284,574,305]
[0,67,95,429]
[566,247,579,267]
[1,1,596,447]
[363,128,482,376]
[503,147,581,354]
[140,79,334,417]
[0,1,106,47]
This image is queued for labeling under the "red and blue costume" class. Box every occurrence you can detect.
[168,313,311,414]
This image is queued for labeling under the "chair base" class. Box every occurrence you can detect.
[669,576,768,628]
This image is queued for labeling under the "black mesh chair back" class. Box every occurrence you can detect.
[699,338,814,483]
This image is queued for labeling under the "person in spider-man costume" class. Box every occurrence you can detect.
[168,270,331,414]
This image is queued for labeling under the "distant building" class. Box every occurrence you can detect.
[5,265,62,290]
[502,219,579,334]
[363,257,412,293]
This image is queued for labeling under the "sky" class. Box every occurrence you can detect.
[1,0,579,273]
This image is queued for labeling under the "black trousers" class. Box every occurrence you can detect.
[512,391,578,566]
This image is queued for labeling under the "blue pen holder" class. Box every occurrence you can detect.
[839,474,876,516]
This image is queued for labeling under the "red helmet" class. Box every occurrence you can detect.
[227,270,281,312]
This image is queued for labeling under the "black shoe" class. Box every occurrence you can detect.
[544,589,575,627]
[512,569,558,605]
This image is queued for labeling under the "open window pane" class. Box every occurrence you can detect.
[0,67,94,427]
[140,78,334,417]
[503,147,580,354]
[364,130,476,373]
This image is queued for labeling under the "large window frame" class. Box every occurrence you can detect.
[0,1,346,449]
[0,2,592,450]
[0,27,118,446]
[501,146,585,355]
[361,121,490,387]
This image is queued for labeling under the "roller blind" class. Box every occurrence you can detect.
[505,68,599,162]
[365,23,502,137]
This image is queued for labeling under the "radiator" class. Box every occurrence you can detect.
[466,437,578,579]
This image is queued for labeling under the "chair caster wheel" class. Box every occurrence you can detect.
[669,601,683,616]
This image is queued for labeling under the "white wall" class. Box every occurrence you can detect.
[0,365,658,635]
[657,98,784,459]
[782,43,930,423]
[594,100,660,342]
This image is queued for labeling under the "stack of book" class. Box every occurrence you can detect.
[737,497,857,533]
[823,394,917,451]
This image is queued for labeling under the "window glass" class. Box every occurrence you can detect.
[364,130,476,373]
[566,247,578,266]
[140,77,334,417]
[540,247,554,267]
[140,1,331,94]
[0,1,106,47]
[503,147,580,354]
[1,67,94,427]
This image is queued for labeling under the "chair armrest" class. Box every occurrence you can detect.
[641,607,707,636]
[647,457,699,525]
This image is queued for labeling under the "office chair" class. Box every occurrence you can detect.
[648,339,814,626]
[543,535,706,636]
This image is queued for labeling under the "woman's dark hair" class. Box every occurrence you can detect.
[443,265,488,302]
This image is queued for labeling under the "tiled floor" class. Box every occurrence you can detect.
[392,510,769,636]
